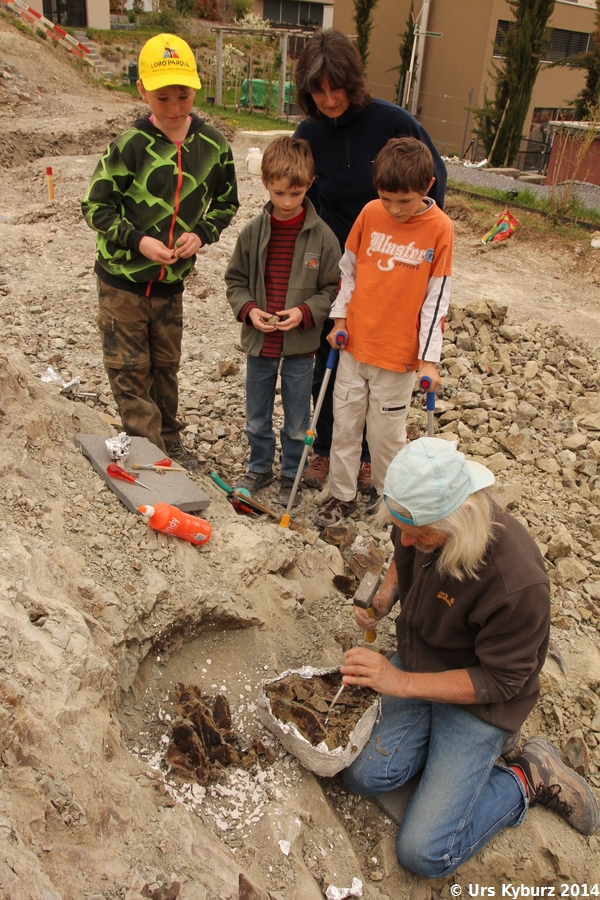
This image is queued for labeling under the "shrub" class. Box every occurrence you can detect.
[231,0,252,19]
[195,0,220,20]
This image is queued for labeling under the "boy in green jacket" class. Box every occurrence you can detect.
[82,33,238,469]
[225,136,340,506]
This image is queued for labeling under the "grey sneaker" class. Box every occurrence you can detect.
[234,470,275,493]
[278,477,301,508]
[511,736,600,835]
[302,454,329,487]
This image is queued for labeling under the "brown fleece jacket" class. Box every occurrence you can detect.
[392,506,550,732]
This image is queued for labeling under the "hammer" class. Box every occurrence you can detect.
[353,571,381,644]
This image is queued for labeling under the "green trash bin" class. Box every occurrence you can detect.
[128,62,138,85]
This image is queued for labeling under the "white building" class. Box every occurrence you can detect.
[32,0,110,30]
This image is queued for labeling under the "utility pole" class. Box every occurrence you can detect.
[278,32,288,118]
[461,87,474,158]
[403,1,441,114]
[403,22,419,109]
[410,0,430,116]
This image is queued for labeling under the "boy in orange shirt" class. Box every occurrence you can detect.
[316,137,453,526]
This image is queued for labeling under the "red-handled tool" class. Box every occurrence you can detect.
[46,166,54,201]
[419,375,436,438]
[131,457,184,473]
[132,457,173,470]
[106,463,154,491]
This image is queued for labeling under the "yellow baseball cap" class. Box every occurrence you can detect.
[138,33,201,91]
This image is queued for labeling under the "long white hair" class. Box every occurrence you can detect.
[375,488,499,582]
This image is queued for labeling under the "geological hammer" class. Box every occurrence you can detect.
[353,571,381,644]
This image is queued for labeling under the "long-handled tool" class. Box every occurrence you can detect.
[279,330,347,529]
[353,570,381,644]
[419,375,436,437]
[210,471,279,519]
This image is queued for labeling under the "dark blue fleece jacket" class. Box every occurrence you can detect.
[295,98,447,247]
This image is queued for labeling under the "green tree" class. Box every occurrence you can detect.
[473,0,555,167]
[353,0,379,69]
[551,0,600,119]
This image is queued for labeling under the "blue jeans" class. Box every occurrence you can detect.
[245,354,314,479]
[342,654,527,879]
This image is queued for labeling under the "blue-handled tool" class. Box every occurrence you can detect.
[279,330,347,528]
[419,375,436,437]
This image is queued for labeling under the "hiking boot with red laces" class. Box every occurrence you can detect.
[511,736,599,835]
[357,461,373,493]
[303,454,330,488]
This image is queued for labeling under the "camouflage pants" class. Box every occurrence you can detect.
[96,280,184,450]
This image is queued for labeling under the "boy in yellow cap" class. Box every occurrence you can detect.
[82,34,238,469]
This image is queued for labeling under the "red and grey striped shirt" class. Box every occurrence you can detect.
[241,208,314,357]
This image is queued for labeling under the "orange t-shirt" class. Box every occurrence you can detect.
[344,199,453,371]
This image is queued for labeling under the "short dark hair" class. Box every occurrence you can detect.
[295,29,371,119]
[261,135,314,186]
[372,138,434,194]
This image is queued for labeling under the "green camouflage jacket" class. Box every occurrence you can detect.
[82,113,238,289]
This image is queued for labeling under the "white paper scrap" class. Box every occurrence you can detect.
[325,877,363,899]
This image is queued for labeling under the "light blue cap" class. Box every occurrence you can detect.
[383,438,495,527]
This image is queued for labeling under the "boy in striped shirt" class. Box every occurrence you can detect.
[226,136,341,506]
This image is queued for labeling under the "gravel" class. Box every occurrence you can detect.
[445,161,600,217]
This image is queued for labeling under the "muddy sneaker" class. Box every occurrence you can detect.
[315,496,357,527]
[278,477,301,508]
[302,454,330,488]
[234,470,275,493]
[511,736,600,835]
[357,461,373,493]
[164,442,197,471]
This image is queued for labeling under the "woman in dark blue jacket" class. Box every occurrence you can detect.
[294,29,447,491]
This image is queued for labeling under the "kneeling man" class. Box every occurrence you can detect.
[342,438,599,878]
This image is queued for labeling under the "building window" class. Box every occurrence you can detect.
[43,0,86,26]
[494,19,591,61]
[263,0,324,27]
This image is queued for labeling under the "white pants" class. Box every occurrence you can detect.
[329,350,416,501]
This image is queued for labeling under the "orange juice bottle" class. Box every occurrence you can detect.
[138,503,212,546]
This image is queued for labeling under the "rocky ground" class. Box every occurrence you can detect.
[1,13,600,900]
